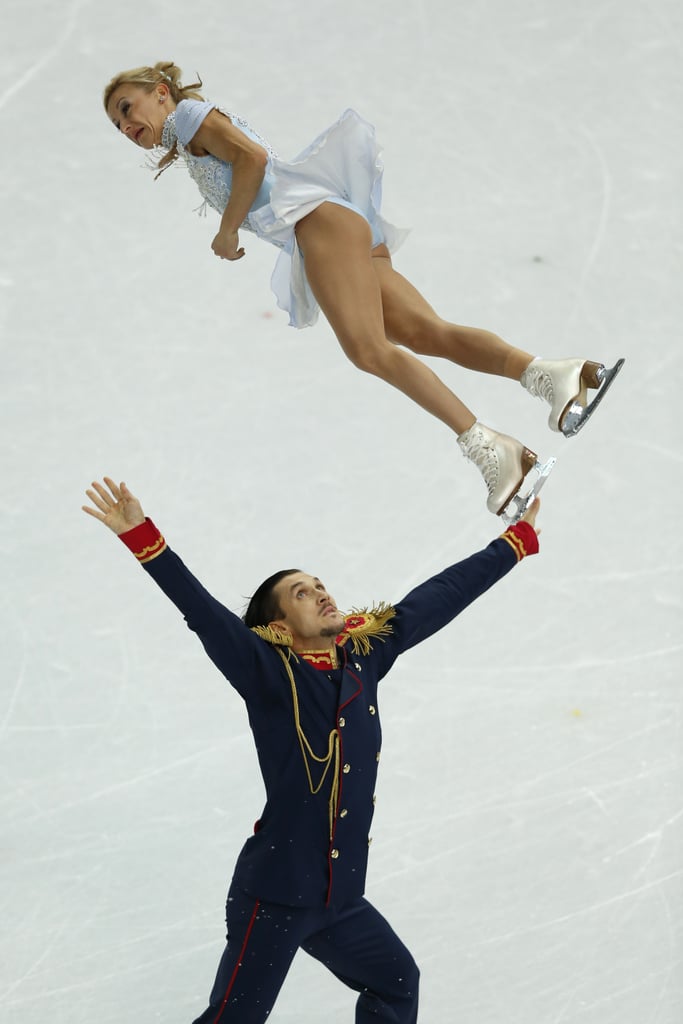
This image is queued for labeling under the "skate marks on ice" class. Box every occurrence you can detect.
[1,0,680,1021]
[0,0,86,114]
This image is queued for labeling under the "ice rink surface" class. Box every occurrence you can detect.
[1,0,681,1020]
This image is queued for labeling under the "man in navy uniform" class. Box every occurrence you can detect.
[83,476,541,1024]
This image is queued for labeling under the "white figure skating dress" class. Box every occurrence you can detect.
[161,99,408,328]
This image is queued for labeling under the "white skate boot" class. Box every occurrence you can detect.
[521,357,625,437]
[457,422,556,523]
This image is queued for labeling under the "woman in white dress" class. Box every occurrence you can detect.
[103,61,622,519]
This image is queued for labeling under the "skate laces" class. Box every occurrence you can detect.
[459,429,499,494]
[524,364,554,404]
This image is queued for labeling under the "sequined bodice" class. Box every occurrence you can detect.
[161,106,277,229]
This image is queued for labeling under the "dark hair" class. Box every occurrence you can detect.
[243,570,301,628]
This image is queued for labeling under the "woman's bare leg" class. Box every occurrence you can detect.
[295,203,476,435]
[295,204,555,516]
[372,254,623,438]
[371,255,535,380]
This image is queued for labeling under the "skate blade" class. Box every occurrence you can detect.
[500,457,556,526]
[561,358,625,437]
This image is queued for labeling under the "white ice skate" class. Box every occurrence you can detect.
[521,357,625,437]
[457,422,556,522]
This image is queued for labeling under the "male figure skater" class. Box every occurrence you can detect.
[83,476,541,1023]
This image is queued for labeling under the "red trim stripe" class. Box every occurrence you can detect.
[211,899,261,1023]
[338,665,363,713]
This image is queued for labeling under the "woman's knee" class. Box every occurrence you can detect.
[343,338,397,377]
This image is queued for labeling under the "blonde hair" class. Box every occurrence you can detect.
[103,61,205,172]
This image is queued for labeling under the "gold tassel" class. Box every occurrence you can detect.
[250,624,294,646]
[342,602,396,656]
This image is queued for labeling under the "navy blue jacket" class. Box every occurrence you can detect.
[123,521,534,908]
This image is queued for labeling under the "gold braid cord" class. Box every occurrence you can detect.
[275,648,340,839]
[254,605,396,837]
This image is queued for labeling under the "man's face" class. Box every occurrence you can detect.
[270,573,346,648]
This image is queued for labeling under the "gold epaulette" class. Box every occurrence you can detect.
[337,602,396,656]
[250,624,294,646]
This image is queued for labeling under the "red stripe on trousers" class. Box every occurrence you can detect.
[211,899,261,1023]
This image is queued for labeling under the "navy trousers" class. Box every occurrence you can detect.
[191,883,419,1023]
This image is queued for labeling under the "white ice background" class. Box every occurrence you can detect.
[1,0,681,1021]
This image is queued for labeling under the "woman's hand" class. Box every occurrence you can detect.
[211,229,245,261]
[82,478,145,535]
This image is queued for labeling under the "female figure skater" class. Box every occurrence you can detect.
[103,62,623,519]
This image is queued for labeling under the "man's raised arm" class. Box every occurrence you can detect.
[82,477,268,699]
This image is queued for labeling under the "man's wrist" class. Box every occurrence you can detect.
[500,521,539,560]
[119,518,167,563]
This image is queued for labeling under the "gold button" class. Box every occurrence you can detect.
[338,717,346,727]
[343,763,351,774]
[368,837,373,846]
[376,751,381,762]
[369,705,376,715]
[331,848,339,859]
[372,794,376,805]
[340,808,348,818]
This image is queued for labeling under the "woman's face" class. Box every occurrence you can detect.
[106,83,174,148]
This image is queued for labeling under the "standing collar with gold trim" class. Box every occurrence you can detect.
[300,648,340,671]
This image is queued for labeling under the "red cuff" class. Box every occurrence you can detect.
[118,517,167,563]
[500,520,539,561]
